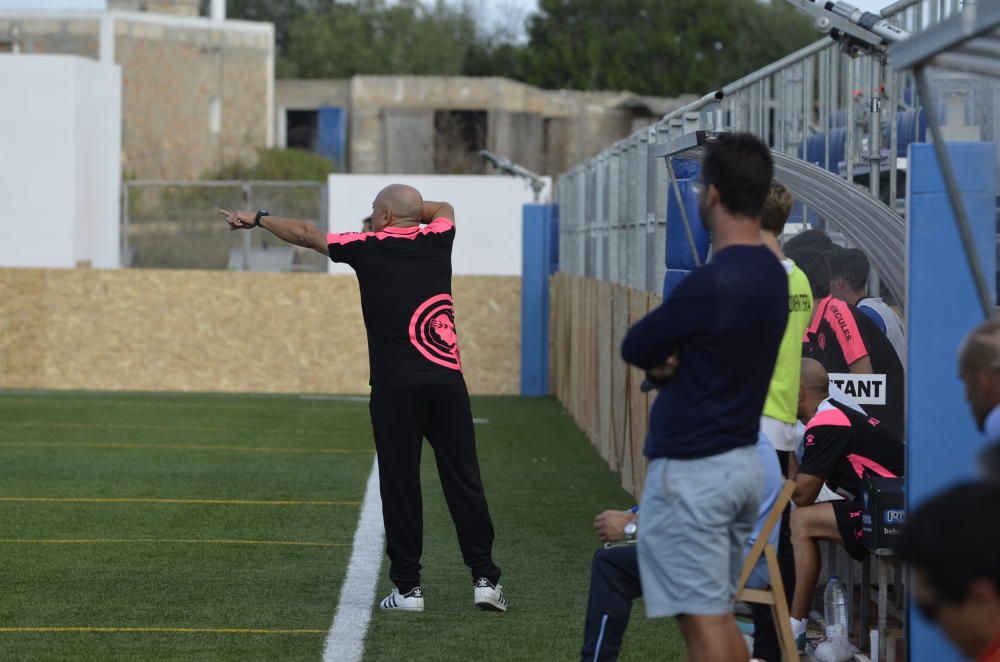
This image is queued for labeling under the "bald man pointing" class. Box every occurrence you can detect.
[221,185,507,613]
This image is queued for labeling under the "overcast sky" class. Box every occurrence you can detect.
[475,0,897,41]
[0,0,901,17]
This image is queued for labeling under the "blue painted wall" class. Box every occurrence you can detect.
[907,141,997,661]
[521,204,559,396]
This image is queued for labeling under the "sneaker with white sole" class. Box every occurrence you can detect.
[473,578,508,612]
[379,586,424,612]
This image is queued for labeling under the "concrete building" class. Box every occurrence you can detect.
[0,0,273,180]
[0,1,689,181]
[276,77,695,177]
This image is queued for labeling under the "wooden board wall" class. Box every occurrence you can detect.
[550,273,661,499]
[0,269,520,395]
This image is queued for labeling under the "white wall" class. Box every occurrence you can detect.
[0,55,121,268]
[326,175,551,276]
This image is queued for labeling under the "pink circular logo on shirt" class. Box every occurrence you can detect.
[409,294,462,371]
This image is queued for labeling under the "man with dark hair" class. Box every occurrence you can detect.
[621,133,788,662]
[789,358,904,648]
[786,247,906,438]
[829,248,906,365]
[896,482,1000,662]
[783,228,835,254]
[219,184,507,613]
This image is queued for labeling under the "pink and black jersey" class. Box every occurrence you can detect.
[327,218,462,384]
[798,399,904,497]
[803,296,905,437]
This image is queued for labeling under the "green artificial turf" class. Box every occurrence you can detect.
[0,391,683,661]
[363,396,684,661]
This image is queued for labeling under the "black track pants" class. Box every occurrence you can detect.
[369,371,500,593]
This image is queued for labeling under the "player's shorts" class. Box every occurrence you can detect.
[832,499,868,561]
[637,444,764,617]
[760,415,799,452]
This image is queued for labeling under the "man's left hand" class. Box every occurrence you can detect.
[220,208,255,231]
[594,510,636,543]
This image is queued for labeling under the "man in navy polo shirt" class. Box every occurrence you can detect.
[621,133,788,661]
[220,184,506,614]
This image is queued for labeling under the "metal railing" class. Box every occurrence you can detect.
[122,180,328,271]
[556,0,977,303]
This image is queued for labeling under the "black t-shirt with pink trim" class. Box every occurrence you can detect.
[327,217,462,385]
[802,296,905,437]
[798,399,904,497]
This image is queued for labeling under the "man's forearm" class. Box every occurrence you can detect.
[259,216,323,249]
[421,201,454,223]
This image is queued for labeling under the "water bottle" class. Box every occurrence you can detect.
[824,576,849,634]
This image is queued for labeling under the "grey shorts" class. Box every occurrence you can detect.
[637,444,765,617]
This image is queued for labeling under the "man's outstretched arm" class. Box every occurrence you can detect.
[220,209,329,256]
[421,201,455,224]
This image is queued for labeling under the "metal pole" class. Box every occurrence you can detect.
[121,182,130,268]
[915,67,994,318]
[847,59,856,185]
[803,58,813,219]
[888,60,899,209]
[646,125,658,291]
[779,68,787,154]
[826,48,835,171]
[664,157,702,268]
[869,56,882,200]
[819,49,828,166]
[880,0,922,17]
[764,77,773,146]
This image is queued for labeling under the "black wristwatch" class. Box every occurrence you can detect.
[254,209,270,227]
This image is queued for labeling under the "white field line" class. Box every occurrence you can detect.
[323,458,384,662]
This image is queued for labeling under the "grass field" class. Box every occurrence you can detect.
[0,390,682,660]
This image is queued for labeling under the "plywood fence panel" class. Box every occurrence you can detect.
[596,280,613,468]
[550,274,664,500]
[610,283,633,495]
[0,269,520,395]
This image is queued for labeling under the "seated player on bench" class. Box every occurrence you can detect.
[788,358,904,648]
[579,430,784,662]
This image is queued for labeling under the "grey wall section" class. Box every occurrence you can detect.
[276,76,698,177]
[489,111,545,175]
[382,110,435,174]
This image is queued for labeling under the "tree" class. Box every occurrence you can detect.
[229,0,484,79]
[517,0,815,96]
[208,148,336,181]
[225,0,817,98]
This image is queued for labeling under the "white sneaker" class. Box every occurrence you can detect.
[473,578,508,612]
[379,586,424,612]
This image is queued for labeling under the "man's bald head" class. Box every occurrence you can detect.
[959,319,1000,430]
[372,184,423,231]
[797,357,830,422]
[801,358,830,397]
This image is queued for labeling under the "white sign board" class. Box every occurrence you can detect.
[828,373,887,406]
[326,175,550,276]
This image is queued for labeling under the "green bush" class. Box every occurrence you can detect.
[207,148,336,182]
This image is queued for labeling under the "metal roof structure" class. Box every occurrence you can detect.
[890,2,1000,317]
